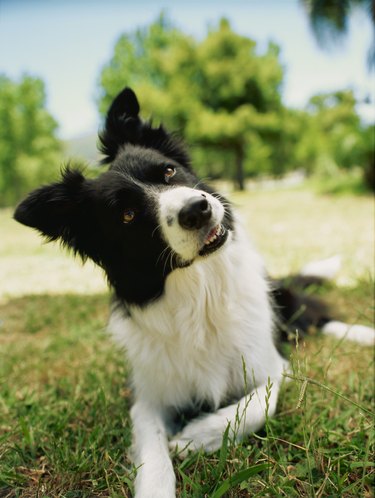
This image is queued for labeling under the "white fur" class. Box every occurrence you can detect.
[322,321,375,345]
[300,255,342,280]
[109,222,285,408]
[108,191,286,497]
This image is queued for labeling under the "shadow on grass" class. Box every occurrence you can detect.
[0,293,110,336]
[0,293,135,496]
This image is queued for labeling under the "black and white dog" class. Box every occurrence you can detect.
[14,88,374,498]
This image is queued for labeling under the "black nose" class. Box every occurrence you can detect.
[178,196,212,230]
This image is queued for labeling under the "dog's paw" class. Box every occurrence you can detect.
[135,482,175,498]
[322,321,375,346]
[134,461,176,498]
[135,477,175,498]
[169,413,226,458]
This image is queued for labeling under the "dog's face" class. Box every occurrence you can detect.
[14,88,233,305]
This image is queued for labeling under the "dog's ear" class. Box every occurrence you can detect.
[14,168,92,255]
[108,86,140,118]
[99,86,191,168]
[99,87,142,163]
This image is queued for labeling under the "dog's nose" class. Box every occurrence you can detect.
[178,196,212,230]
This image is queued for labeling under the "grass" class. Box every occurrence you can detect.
[0,186,374,497]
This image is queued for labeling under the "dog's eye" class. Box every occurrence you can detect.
[164,166,176,182]
[123,209,136,224]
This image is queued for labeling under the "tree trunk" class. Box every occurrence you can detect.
[235,146,245,191]
[364,156,375,192]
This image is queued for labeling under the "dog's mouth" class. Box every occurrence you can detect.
[199,224,228,256]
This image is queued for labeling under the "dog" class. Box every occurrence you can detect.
[14,87,374,498]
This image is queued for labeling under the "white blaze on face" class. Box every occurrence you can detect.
[157,186,225,262]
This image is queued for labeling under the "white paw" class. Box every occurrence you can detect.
[300,255,342,280]
[322,321,375,346]
[135,483,175,498]
[169,414,226,458]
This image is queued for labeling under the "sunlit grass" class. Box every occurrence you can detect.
[233,187,374,285]
[0,186,374,497]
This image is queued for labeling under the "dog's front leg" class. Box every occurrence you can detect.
[169,379,281,457]
[130,400,176,498]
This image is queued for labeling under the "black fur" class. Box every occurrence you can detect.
[272,276,331,341]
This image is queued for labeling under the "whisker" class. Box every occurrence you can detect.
[162,248,172,275]
[170,249,177,273]
[194,177,212,188]
[167,251,173,274]
[157,245,170,266]
[152,223,162,238]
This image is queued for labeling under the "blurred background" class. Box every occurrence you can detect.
[1,5,374,495]
[0,0,374,296]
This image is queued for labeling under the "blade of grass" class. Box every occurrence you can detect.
[283,373,375,417]
[211,463,269,498]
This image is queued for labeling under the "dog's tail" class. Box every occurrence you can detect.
[272,256,374,346]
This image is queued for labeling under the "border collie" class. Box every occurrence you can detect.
[14,87,374,498]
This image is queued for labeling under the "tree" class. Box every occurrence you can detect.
[360,124,375,190]
[0,75,62,206]
[299,1,375,189]
[300,0,375,68]
[98,17,285,190]
[98,16,372,191]
[186,21,284,189]
[295,89,374,189]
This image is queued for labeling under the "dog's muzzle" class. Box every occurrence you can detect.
[158,187,228,262]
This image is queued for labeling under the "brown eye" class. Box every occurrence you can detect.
[164,166,176,181]
[123,209,136,224]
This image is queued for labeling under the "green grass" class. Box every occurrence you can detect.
[0,187,374,497]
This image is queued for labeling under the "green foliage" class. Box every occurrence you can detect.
[298,91,374,190]
[98,16,373,191]
[0,16,371,202]
[0,74,62,206]
[98,16,287,189]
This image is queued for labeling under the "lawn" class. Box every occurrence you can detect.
[0,186,374,497]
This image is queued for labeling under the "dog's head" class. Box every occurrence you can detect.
[14,87,234,304]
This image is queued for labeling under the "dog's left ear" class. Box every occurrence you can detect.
[99,86,191,168]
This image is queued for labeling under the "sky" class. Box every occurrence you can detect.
[0,0,374,139]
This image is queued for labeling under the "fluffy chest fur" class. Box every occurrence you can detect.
[108,223,284,413]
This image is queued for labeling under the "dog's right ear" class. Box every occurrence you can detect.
[99,87,142,164]
[14,168,91,254]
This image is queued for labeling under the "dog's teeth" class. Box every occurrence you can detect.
[204,225,223,245]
